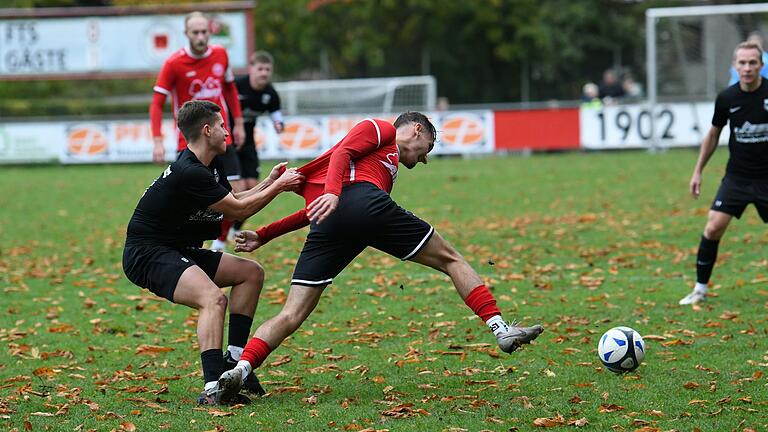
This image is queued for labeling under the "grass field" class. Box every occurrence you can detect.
[1,149,766,432]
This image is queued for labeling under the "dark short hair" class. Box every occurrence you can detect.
[251,50,274,65]
[394,111,437,147]
[177,100,221,143]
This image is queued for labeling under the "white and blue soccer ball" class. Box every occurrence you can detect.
[597,326,645,373]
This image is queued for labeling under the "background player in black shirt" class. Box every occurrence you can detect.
[213,51,285,250]
[122,100,303,404]
[681,41,768,305]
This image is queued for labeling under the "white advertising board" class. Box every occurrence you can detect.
[0,111,494,165]
[0,12,248,77]
[580,102,729,149]
[254,111,495,160]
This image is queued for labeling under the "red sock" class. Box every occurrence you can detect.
[218,219,234,241]
[464,285,502,322]
[240,337,272,368]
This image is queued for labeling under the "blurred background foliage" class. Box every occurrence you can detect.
[0,0,737,117]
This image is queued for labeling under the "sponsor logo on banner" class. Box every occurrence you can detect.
[440,113,485,147]
[209,15,234,48]
[144,21,176,63]
[280,119,322,151]
[254,126,267,150]
[66,124,108,158]
[328,116,364,143]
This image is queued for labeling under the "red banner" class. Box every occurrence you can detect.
[494,108,580,151]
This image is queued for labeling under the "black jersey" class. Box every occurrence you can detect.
[234,76,281,127]
[713,80,768,179]
[126,149,232,247]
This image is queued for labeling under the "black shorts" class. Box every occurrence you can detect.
[218,145,242,181]
[291,182,434,287]
[122,243,223,302]
[710,175,768,222]
[237,142,261,179]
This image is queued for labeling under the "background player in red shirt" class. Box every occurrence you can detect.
[211,112,544,402]
[149,11,245,164]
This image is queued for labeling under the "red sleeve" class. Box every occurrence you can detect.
[324,120,381,196]
[255,209,310,244]
[223,79,242,119]
[150,92,167,138]
[153,59,175,97]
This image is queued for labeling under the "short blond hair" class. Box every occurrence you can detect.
[733,41,764,63]
[184,11,208,30]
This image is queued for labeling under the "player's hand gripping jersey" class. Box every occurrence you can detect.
[255,119,398,243]
[151,45,242,151]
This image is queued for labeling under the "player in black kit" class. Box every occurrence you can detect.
[122,100,303,404]
[681,41,768,305]
[212,51,285,250]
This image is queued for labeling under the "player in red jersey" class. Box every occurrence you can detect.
[208,112,543,403]
[149,11,245,164]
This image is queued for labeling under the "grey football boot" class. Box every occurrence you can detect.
[216,366,246,404]
[496,323,544,353]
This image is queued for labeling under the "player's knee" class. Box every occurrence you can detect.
[246,261,265,288]
[703,222,727,240]
[202,291,228,312]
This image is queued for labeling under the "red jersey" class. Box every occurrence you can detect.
[152,45,241,151]
[256,118,398,242]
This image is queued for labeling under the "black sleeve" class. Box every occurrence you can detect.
[712,91,729,127]
[180,165,230,207]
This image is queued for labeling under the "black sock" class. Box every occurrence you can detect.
[696,235,720,285]
[233,220,244,231]
[200,349,225,383]
[228,314,253,349]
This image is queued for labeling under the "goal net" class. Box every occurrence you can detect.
[274,75,436,115]
[647,3,768,104]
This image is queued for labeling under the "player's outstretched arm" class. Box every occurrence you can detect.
[690,125,723,198]
[211,168,303,220]
[234,162,294,199]
[234,230,262,252]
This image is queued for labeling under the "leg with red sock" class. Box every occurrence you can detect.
[218,284,324,397]
[464,284,543,353]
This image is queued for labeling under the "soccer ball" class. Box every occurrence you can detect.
[597,326,645,373]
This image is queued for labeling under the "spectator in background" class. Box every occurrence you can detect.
[436,96,450,111]
[598,69,625,105]
[622,72,643,100]
[729,32,768,85]
[212,51,285,251]
[580,82,602,108]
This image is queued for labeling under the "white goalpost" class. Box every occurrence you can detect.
[646,3,768,148]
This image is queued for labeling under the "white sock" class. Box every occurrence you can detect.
[204,381,218,391]
[485,315,509,337]
[227,345,243,361]
[236,360,252,377]
[694,282,708,293]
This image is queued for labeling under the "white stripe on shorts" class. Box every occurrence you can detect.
[291,277,333,286]
[402,226,434,261]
